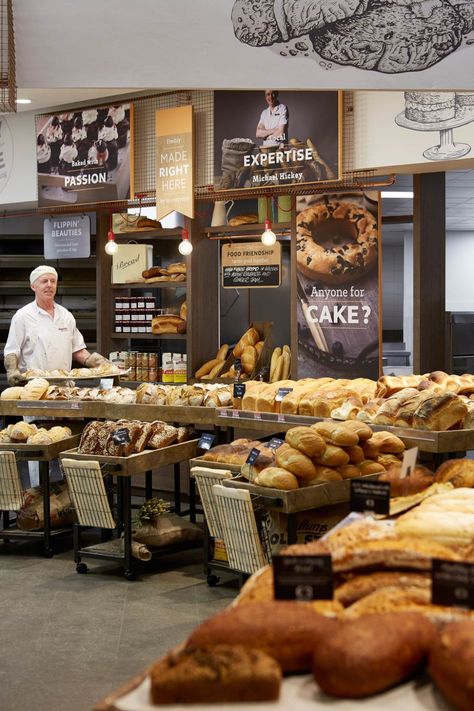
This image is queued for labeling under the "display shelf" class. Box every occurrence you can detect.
[111,281,186,289]
[202,221,291,237]
[0,255,96,267]
[109,333,187,340]
[114,228,183,241]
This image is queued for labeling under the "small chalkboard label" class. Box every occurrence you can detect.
[350,479,390,515]
[234,359,242,376]
[246,447,261,465]
[111,428,131,445]
[233,383,246,398]
[266,437,285,451]
[432,559,474,609]
[275,387,293,402]
[222,242,281,289]
[198,432,215,451]
[273,554,333,600]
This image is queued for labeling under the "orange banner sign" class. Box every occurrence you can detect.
[156,105,194,221]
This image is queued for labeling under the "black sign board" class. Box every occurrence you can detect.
[266,437,285,451]
[246,447,261,465]
[432,559,474,609]
[43,215,91,259]
[233,383,246,399]
[350,479,390,515]
[223,264,280,288]
[273,554,333,600]
[197,432,215,451]
[275,387,293,402]
[111,428,131,445]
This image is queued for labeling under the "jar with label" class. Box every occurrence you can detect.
[122,296,130,310]
[162,353,174,383]
[149,367,158,382]
[148,352,157,368]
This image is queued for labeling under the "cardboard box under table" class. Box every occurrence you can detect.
[0,434,81,557]
[60,440,199,579]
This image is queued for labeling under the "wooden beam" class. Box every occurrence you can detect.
[413,173,446,373]
[382,215,413,224]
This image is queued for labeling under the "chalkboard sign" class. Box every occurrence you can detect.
[44,215,91,259]
[222,242,281,289]
[273,554,333,600]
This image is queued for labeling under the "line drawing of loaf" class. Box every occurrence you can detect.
[231,0,474,74]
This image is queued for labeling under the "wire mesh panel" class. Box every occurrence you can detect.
[61,458,115,530]
[212,484,269,575]
[0,451,23,510]
[190,466,232,539]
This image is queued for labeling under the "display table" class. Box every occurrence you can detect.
[94,669,452,711]
[0,434,81,556]
[60,440,199,579]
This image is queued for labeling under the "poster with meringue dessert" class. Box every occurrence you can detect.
[296,191,381,382]
[213,90,341,192]
[35,101,133,207]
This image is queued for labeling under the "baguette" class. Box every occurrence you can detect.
[216,344,229,361]
[208,361,226,379]
[280,350,291,381]
[272,354,285,384]
[269,347,281,383]
[233,328,260,358]
[195,358,221,379]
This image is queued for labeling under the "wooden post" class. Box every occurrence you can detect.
[413,172,446,373]
[96,210,112,357]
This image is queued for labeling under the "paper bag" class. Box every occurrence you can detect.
[112,243,153,283]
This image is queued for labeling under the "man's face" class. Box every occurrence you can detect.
[31,274,57,301]
[265,90,278,108]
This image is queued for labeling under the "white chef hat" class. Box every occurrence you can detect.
[30,265,58,284]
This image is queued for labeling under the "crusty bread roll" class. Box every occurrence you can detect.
[335,571,431,607]
[254,466,299,490]
[300,467,343,485]
[435,458,474,488]
[312,612,436,699]
[10,422,37,442]
[311,421,359,447]
[20,378,49,401]
[233,327,260,358]
[151,315,186,335]
[429,620,474,711]
[227,214,258,226]
[345,445,365,464]
[413,392,468,431]
[275,446,318,481]
[379,463,434,497]
[314,444,350,467]
[254,340,264,356]
[1,386,24,400]
[285,426,326,459]
[337,419,373,441]
[150,645,281,705]
[167,261,187,274]
[362,431,405,458]
[26,429,53,445]
[358,460,386,475]
[187,601,338,674]
[337,464,361,479]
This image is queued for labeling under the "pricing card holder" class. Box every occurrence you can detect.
[111,427,131,445]
[432,559,474,609]
[233,383,246,399]
[266,437,285,451]
[197,432,215,451]
[350,478,390,516]
[275,387,293,403]
[246,448,261,465]
[273,554,333,600]
[399,447,418,479]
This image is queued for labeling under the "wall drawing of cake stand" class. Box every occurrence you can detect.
[395,108,474,161]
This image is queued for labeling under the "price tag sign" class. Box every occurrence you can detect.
[246,447,261,465]
[266,437,285,451]
[233,382,246,399]
[219,409,228,417]
[111,428,131,445]
[254,412,262,421]
[277,413,285,423]
[350,479,390,515]
[99,378,114,390]
[432,560,474,609]
[399,447,418,479]
[275,387,293,403]
[197,432,215,451]
[273,554,333,600]
[232,409,240,419]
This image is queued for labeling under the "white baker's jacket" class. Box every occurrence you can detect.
[4,301,86,372]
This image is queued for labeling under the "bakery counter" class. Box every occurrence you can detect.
[0,434,82,557]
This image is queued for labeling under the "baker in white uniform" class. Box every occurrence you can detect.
[256,90,288,148]
[4,265,109,384]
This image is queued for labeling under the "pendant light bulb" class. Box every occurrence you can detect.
[105,229,118,255]
[178,228,193,255]
[261,218,276,246]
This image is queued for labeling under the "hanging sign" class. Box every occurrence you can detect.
[296,191,381,380]
[43,215,91,259]
[36,101,133,208]
[156,105,194,221]
[222,242,281,288]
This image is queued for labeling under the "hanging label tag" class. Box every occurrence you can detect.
[232,409,240,418]
[99,378,114,390]
[111,428,131,445]
[432,559,474,609]
[197,432,215,451]
[350,479,390,515]
[277,413,285,423]
[275,387,293,402]
[273,554,333,600]
[266,437,285,451]
[233,383,246,399]
[399,447,418,479]
[254,412,262,420]
[246,447,261,465]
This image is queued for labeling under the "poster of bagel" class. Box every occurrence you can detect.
[35,101,133,208]
[213,90,341,192]
[296,192,381,381]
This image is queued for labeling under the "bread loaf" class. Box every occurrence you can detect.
[195,358,222,379]
[358,460,386,475]
[362,431,405,458]
[151,315,186,335]
[10,422,37,442]
[312,612,436,698]
[241,345,257,375]
[379,463,434,496]
[233,327,259,358]
[285,426,326,458]
[435,458,474,488]
[227,214,258,226]
[337,464,361,479]
[150,645,281,704]
[275,446,318,481]
[254,467,299,490]
[314,444,350,467]
[429,621,474,711]
[0,386,24,400]
[413,392,468,431]
[186,601,338,674]
[300,467,342,485]
[334,571,431,607]
[20,378,49,401]
[311,421,359,447]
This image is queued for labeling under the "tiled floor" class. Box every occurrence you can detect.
[0,537,237,710]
